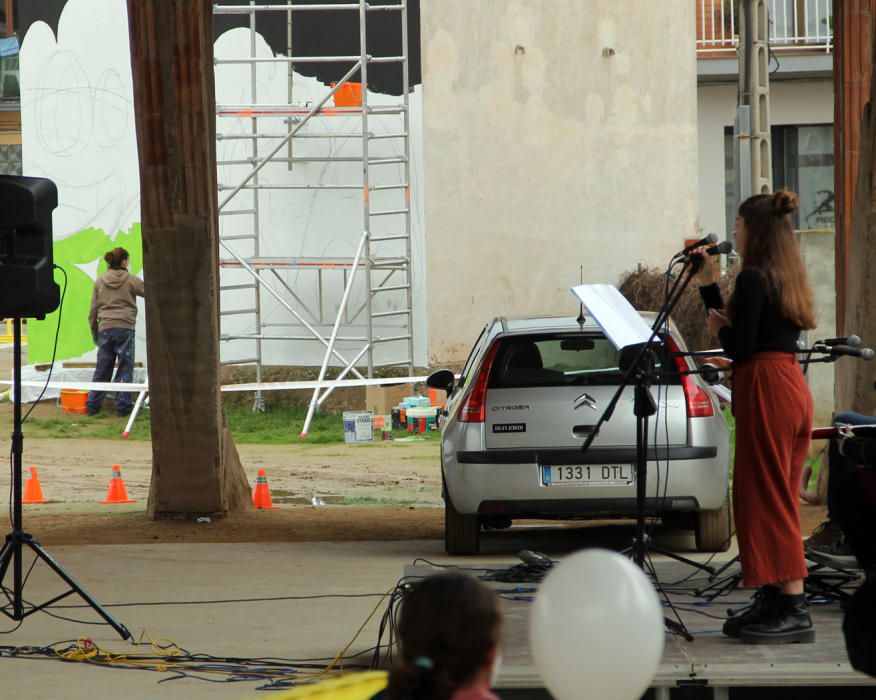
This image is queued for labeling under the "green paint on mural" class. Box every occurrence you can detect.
[28,225,143,364]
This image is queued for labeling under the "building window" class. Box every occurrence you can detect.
[774,124,834,231]
[0,1,15,38]
[723,123,834,234]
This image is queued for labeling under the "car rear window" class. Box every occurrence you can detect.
[487,334,680,388]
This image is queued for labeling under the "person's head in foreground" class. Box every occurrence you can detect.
[386,572,504,700]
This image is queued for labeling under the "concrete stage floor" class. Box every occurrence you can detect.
[0,535,874,699]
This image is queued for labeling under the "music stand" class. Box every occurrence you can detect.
[572,284,704,640]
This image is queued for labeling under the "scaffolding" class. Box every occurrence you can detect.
[213,1,415,415]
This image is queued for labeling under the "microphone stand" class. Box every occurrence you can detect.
[577,254,715,642]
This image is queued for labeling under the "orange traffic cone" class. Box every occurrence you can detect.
[252,469,277,509]
[23,466,47,504]
[100,465,136,504]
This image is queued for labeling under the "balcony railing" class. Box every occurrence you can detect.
[697,0,832,56]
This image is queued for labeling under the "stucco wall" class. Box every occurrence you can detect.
[422,1,699,364]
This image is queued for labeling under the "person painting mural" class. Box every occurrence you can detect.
[86,247,145,417]
[694,189,817,645]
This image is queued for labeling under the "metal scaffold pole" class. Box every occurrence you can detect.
[213,1,415,419]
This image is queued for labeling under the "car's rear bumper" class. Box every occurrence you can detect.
[478,496,700,518]
[443,451,728,516]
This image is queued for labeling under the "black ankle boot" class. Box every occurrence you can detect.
[722,585,779,638]
[739,593,815,644]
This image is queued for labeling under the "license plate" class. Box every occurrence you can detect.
[541,464,635,487]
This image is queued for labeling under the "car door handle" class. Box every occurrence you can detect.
[573,425,597,438]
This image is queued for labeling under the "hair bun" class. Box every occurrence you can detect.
[772,189,798,215]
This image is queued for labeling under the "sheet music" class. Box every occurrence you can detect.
[571,284,661,350]
[710,384,732,404]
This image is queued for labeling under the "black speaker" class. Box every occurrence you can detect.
[0,175,60,319]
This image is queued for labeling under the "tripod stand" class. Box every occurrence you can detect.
[623,371,716,579]
[575,261,720,642]
[620,348,704,642]
[0,318,131,640]
[695,551,859,608]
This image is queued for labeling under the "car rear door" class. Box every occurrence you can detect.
[483,333,688,450]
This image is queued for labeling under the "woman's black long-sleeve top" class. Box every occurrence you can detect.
[698,267,801,363]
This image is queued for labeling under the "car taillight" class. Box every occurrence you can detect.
[457,342,500,423]
[665,336,715,418]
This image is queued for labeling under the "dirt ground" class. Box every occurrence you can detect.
[1,414,447,545]
[2,424,828,548]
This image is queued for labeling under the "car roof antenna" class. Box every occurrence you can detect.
[576,265,587,327]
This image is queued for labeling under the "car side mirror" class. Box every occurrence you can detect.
[426,369,455,395]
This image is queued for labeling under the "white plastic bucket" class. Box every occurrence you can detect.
[343,411,373,443]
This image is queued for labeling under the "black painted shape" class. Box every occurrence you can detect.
[17,0,66,42]
[19,0,421,96]
[213,0,421,95]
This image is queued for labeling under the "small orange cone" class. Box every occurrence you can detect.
[100,465,136,504]
[23,466,47,504]
[252,469,277,509]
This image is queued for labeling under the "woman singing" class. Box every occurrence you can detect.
[695,189,817,644]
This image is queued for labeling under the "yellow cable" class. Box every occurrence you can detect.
[296,586,395,681]
[40,585,398,684]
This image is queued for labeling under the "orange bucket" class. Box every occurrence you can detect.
[331,81,363,107]
[60,389,89,414]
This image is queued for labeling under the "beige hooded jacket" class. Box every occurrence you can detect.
[88,269,145,340]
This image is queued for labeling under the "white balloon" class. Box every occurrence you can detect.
[529,549,664,700]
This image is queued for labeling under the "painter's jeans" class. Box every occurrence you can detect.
[87,328,135,416]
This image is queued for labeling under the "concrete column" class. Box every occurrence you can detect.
[739,0,772,194]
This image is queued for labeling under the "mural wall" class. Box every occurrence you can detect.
[20,0,143,364]
[19,0,426,368]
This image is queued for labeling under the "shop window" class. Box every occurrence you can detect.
[723,123,834,233]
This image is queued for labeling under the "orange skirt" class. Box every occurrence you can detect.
[732,352,812,587]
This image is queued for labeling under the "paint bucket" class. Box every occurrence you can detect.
[60,389,89,415]
[343,411,373,443]
[331,81,362,107]
[391,408,403,430]
[405,407,436,434]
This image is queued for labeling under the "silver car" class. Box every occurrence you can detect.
[427,314,731,555]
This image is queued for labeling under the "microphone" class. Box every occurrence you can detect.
[700,362,725,384]
[830,345,875,361]
[819,335,863,347]
[684,240,734,263]
[679,233,719,256]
